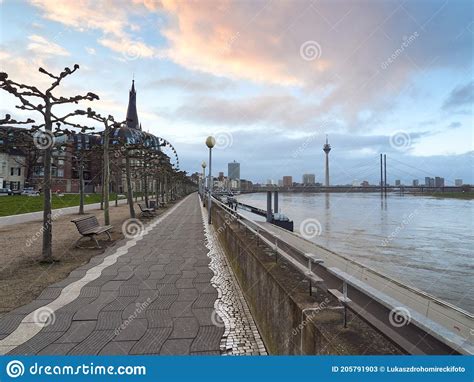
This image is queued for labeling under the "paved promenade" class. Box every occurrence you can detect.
[0,195,265,355]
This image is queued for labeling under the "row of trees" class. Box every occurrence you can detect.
[0,64,195,263]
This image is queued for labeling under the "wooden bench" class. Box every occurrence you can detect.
[71,215,113,248]
[138,203,156,218]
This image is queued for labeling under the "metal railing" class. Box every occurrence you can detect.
[211,196,473,355]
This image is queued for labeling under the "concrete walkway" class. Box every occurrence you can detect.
[0,194,265,355]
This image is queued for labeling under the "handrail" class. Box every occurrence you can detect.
[211,196,473,354]
[213,195,472,319]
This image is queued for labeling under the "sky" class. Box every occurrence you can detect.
[0,0,473,185]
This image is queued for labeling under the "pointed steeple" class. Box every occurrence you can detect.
[126,79,140,130]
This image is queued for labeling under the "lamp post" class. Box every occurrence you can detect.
[201,160,206,206]
[205,136,215,224]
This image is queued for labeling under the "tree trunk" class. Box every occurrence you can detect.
[155,175,160,206]
[100,160,104,210]
[125,152,135,218]
[79,155,84,214]
[144,169,149,208]
[103,124,110,225]
[41,103,53,263]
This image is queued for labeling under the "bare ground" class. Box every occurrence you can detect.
[0,201,171,314]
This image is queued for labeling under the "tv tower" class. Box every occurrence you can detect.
[323,135,331,187]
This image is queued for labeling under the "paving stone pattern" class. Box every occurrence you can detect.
[0,195,266,355]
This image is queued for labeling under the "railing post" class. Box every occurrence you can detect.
[274,238,278,263]
[343,281,348,328]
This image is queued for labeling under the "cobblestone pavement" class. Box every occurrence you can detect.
[0,195,266,355]
[202,209,267,355]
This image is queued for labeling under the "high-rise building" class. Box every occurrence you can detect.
[283,176,293,187]
[455,179,463,186]
[278,179,283,187]
[323,135,331,187]
[228,161,240,180]
[413,179,419,186]
[435,177,445,187]
[395,180,401,186]
[425,177,435,187]
[302,173,316,185]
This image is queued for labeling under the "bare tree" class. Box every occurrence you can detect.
[0,65,99,262]
[76,110,124,225]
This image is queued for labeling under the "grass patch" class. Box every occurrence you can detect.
[0,193,126,217]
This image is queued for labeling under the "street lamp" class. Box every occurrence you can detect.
[206,136,215,224]
[201,160,206,205]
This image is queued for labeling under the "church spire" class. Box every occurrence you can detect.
[126,79,140,130]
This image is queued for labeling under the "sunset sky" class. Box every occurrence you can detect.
[0,0,472,184]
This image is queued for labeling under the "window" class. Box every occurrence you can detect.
[33,166,44,176]
[57,169,64,177]
[10,167,20,176]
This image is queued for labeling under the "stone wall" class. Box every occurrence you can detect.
[211,204,401,355]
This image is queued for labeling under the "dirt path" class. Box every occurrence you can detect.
[0,202,170,314]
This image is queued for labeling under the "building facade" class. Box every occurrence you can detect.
[282,176,293,187]
[228,161,240,180]
[302,173,315,185]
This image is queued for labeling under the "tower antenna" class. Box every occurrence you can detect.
[323,134,331,187]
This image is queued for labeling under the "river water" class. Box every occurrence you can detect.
[237,192,474,313]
